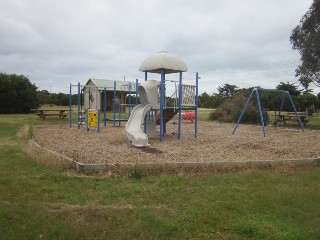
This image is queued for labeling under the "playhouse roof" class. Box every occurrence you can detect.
[84,78,136,92]
[139,51,188,74]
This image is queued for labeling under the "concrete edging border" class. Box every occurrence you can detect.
[30,139,320,174]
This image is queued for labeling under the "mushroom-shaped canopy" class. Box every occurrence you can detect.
[139,51,188,74]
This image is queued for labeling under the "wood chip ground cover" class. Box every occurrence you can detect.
[32,121,320,164]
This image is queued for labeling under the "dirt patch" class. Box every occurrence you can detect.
[32,121,320,165]
[140,147,164,154]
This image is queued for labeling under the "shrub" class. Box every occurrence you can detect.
[209,93,261,124]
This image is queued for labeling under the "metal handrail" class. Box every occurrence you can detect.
[165,83,179,110]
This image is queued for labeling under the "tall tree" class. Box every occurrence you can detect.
[217,83,239,98]
[297,93,319,110]
[198,92,211,108]
[290,0,320,90]
[276,82,301,96]
[0,73,39,113]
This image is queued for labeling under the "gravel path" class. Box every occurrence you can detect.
[33,121,320,164]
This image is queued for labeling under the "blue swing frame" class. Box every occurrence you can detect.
[232,88,304,137]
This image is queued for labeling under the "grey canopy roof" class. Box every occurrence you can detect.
[84,79,136,92]
[139,51,188,74]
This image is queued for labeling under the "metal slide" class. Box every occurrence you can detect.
[125,104,151,147]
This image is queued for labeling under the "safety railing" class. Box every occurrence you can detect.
[179,84,196,107]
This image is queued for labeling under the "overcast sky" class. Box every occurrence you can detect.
[0,0,315,95]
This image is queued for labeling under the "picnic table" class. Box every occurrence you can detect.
[32,109,69,120]
[274,113,308,127]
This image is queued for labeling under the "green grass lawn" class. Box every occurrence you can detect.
[197,108,215,121]
[0,109,320,239]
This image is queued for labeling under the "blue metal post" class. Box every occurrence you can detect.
[118,95,121,127]
[163,73,167,135]
[279,95,285,114]
[104,87,107,127]
[86,108,89,131]
[232,89,255,134]
[287,92,304,131]
[69,83,72,128]
[77,82,81,129]
[113,81,116,127]
[128,83,131,117]
[160,70,165,141]
[256,88,266,137]
[178,72,182,140]
[135,79,139,105]
[97,108,100,133]
[195,72,199,138]
[141,76,147,133]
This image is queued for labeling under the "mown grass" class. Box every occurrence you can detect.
[306,117,320,129]
[0,109,320,239]
[197,108,214,121]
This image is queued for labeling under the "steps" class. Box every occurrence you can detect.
[155,108,178,125]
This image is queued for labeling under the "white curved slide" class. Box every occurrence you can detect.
[126,104,151,147]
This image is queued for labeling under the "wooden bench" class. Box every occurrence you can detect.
[286,115,308,127]
[104,118,128,122]
[32,109,68,120]
[274,114,308,127]
[36,113,67,120]
[287,112,305,116]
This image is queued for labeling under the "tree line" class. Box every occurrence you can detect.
[198,82,320,112]
[37,90,79,106]
[1,72,320,114]
[207,82,320,124]
[0,73,78,113]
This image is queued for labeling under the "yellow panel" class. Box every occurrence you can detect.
[88,111,97,128]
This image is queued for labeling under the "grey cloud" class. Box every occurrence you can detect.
[0,0,314,94]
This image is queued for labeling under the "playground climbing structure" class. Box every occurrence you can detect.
[125,51,199,147]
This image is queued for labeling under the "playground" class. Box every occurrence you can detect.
[30,51,320,170]
[32,120,320,166]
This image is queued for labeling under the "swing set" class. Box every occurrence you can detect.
[232,87,304,137]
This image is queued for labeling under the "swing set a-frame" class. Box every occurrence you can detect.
[232,87,304,137]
